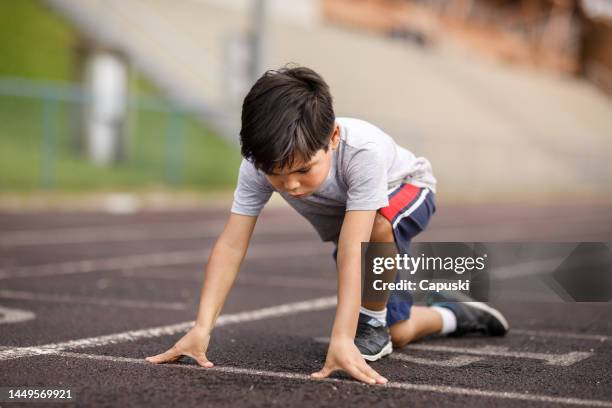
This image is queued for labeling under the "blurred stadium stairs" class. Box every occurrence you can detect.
[45,0,612,202]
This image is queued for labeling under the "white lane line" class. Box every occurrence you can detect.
[510,329,610,342]
[0,296,336,361]
[407,344,593,366]
[427,210,612,229]
[3,208,610,247]
[424,214,612,241]
[0,306,36,324]
[315,338,593,366]
[488,257,566,281]
[0,220,224,247]
[123,270,337,291]
[0,216,312,247]
[47,351,612,407]
[0,290,189,311]
[391,353,485,367]
[0,240,332,280]
[237,275,335,291]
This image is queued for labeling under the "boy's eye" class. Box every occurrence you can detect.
[298,168,311,174]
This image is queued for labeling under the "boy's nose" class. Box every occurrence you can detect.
[284,180,300,192]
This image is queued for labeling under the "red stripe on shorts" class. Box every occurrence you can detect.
[379,184,421,222]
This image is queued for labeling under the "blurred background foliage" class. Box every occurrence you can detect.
[0,0,240,193]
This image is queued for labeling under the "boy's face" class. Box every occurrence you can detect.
[265,124,340,199]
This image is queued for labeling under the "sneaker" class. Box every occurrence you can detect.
[428,291,509,337]
[355,313,393,361]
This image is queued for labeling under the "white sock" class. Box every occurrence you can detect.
[360,306,387,327]
[432,306,457,335]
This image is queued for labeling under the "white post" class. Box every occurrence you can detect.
[85,50,128,166]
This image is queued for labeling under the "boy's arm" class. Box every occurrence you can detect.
[312,210,388,385]
[146,213,257,367]
[195,213,257,331]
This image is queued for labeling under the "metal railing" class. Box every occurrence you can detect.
[0,76,197,189]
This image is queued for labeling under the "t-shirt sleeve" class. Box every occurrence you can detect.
[344,147,389,211]
[230,159,274,216]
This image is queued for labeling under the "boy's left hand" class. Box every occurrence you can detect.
[311,337,388,385]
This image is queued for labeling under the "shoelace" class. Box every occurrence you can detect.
[356,321,380,339]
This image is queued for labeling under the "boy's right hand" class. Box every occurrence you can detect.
[145,326,213,368]
[312,336,388,385]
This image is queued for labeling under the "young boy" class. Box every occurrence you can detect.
[146,66,509,385]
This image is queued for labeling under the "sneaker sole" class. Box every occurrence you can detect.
[463,301,510,333]
[361,341,393,362]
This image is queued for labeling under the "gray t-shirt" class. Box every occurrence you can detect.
[231,117,436,243]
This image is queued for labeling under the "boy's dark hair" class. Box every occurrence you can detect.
[240,65,335,174]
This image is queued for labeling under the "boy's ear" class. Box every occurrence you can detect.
[329,124,340,150]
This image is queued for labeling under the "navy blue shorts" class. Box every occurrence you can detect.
[333,183,437,327]
[380,184,436,326]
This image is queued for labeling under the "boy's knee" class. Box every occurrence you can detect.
[370,213,394,243]
[389,320,417,348]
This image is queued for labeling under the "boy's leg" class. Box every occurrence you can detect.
[355,185,436,360]
[355,185,508,360]
[379,186,443,345]
[361,214,444,347]
[373,185,454,348]
[352,213,398,361]
[361,185,434,315]
[378,186,508,346]
[389,306,442,347]
[360,213,397,312]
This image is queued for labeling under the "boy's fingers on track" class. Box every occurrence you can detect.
[145,347,182,364]
[358,361,388,384]
[193,353,214,368]
[311,364,335,379]
[312,364,380,385]
[346,364,377,385]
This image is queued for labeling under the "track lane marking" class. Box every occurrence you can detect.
[391,353,485,367]
[0,306,36,324]
[0,217,314,247]
[510,329,610,342]
[122,270,337,290]
[0,296,336,361]
[0,289,189,310]
[0,240,332,280]
[407,344,593,366]
[315,338,594,366]
[3,209,610,247]
[42,351,612,407]
[488,257,565,281]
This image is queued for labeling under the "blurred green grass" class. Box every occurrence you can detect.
[0,0,77,80]
[0,0,240,192]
